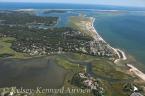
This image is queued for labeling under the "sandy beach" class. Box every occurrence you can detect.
[91,17,127,62]
[114,48,127,63]
[90,17,145,82]
[127,64,145,81]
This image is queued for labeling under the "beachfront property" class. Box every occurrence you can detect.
[0,11,120,61]
[69,15,122,61]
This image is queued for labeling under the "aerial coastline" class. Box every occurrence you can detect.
[90,16,145,83]
[86,16,127,62]
[0,9,145,96]
[69,14,145,95]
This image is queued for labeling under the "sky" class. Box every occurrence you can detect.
[1,0,145,7]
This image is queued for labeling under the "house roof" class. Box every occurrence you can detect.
[130,92,143,96]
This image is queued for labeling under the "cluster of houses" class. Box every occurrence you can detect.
[78,72,104,96]
[89,40,115,57]
[10,28,116,59]
[12,40,115,58]
[0,14,117,61]
[78,72,144,96]
[71,16,117,59]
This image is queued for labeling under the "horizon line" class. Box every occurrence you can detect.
[0,1,145,8]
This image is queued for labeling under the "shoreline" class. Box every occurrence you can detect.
[91,17,145,82]
[114,48,127,63]
[127,64,145,81]
[91,17,127,61]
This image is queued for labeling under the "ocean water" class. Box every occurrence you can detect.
[93,13,145,71]
[0,2,145,71]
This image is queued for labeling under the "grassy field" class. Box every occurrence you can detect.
[0,37,30,59]
[68,16,90,32]
[55,56,79,70]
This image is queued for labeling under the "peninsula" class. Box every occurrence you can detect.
[69,15,145,96]
[0,10,145,96]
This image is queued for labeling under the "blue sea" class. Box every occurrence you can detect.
[94,13,145,71]
[0,2,145,71]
